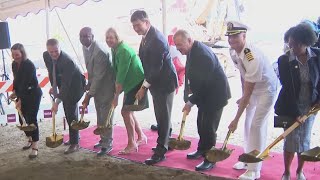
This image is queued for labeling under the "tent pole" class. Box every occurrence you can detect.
[45,0,50,39]
[162,0,167,37]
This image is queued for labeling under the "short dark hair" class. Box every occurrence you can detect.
[46,38,59,46]
[130,10,149,22]
[284,27,295,43]
[290,23,318,46]
[11,43,27,60]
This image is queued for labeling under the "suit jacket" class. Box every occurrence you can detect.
[83,41,115,101]
[275,47,320,117]
[187,41,231,110]
[138,26,178,94]
[12,59,42,100]
[43,51,85,104]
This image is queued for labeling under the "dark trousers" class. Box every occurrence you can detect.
[151,90,174,156]
[20,89,42,142]
[63,101,79,145]
[197,107,223,152]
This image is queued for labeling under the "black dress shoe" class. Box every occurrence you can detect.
[97,147,113,156]
[150,124,158,131]
[195,160,215,171]
[94,143,102,149]
[145,154,166,165]
[152,146,173,151]
[187,150,205,159]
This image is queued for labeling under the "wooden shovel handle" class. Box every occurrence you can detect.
[177,111,188,140]
[12,99,27,126]
[221,130,232,150]
[79,107,85,122]
[105,105,115,128]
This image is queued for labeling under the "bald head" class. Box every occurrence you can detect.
[79,27,94,47]
[173,29,193,55]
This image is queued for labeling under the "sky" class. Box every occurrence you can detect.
[1,0,320,74]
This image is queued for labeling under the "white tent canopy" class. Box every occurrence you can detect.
[0,0,103,21]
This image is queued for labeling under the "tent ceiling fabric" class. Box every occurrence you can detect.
[0,0,102,21]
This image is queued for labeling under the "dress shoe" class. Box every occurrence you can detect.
[97,147,113,156]
[152,146,173,151]
[296,172,306,180]
[187,150,205,159]
[22,141,32,150]
[28,148,38,159]
[281,173,290,180]
[145,154,166,165]
[94,142,102,149]
[64,144,80,154]
[239,170,261,180]
[195,160,215,171]
[233,161,248,170]
[118,146,138,155]
[150,124,158,131]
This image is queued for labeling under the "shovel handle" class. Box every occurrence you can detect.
[221,130,232,150]
[134,99,139,105]
[265,121,300,152]
[80,107,85,122]
[13,99,27,126]
[105,105,115,128]
[177,111,188,140]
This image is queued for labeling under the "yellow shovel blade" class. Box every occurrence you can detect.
[206,147,234,163]
[71,120,90,130]
[301,147,320,162]
[17,124,37,132]
[168,137,191,150]
[46,133,63,148]
[238,149,267,163]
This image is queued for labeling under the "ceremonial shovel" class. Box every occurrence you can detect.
[206,130,234,162]
[70,107,90,130]
[168,111,191,150]
[46,110,63,148]
[93,105,114,135]
[301,146,320,162]
[46,96,63,148]
[239,105,320,163]
[124,99,146,111]
[12,98,37,132]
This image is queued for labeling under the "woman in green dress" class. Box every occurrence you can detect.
[106,27,148,154]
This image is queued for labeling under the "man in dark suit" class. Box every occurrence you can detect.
[173,30,231,171]
[44,38,85,154]
[131,10,178,165]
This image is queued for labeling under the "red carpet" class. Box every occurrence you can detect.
[64,126,320,180]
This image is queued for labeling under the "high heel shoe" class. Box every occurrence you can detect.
[29,148,38,159]
[136,137,148,146]
[118,146,138,155]
[23,140,32,150]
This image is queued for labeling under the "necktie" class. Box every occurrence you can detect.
[52,60,58,98]
[141,36,146,47]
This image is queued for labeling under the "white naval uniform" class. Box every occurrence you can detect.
[230,43,277,171]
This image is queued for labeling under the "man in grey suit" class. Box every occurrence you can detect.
[131,10,178,165]
[44,39,85,154]
[79,27,115,156]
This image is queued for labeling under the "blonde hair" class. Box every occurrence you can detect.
[106,27,122,43]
